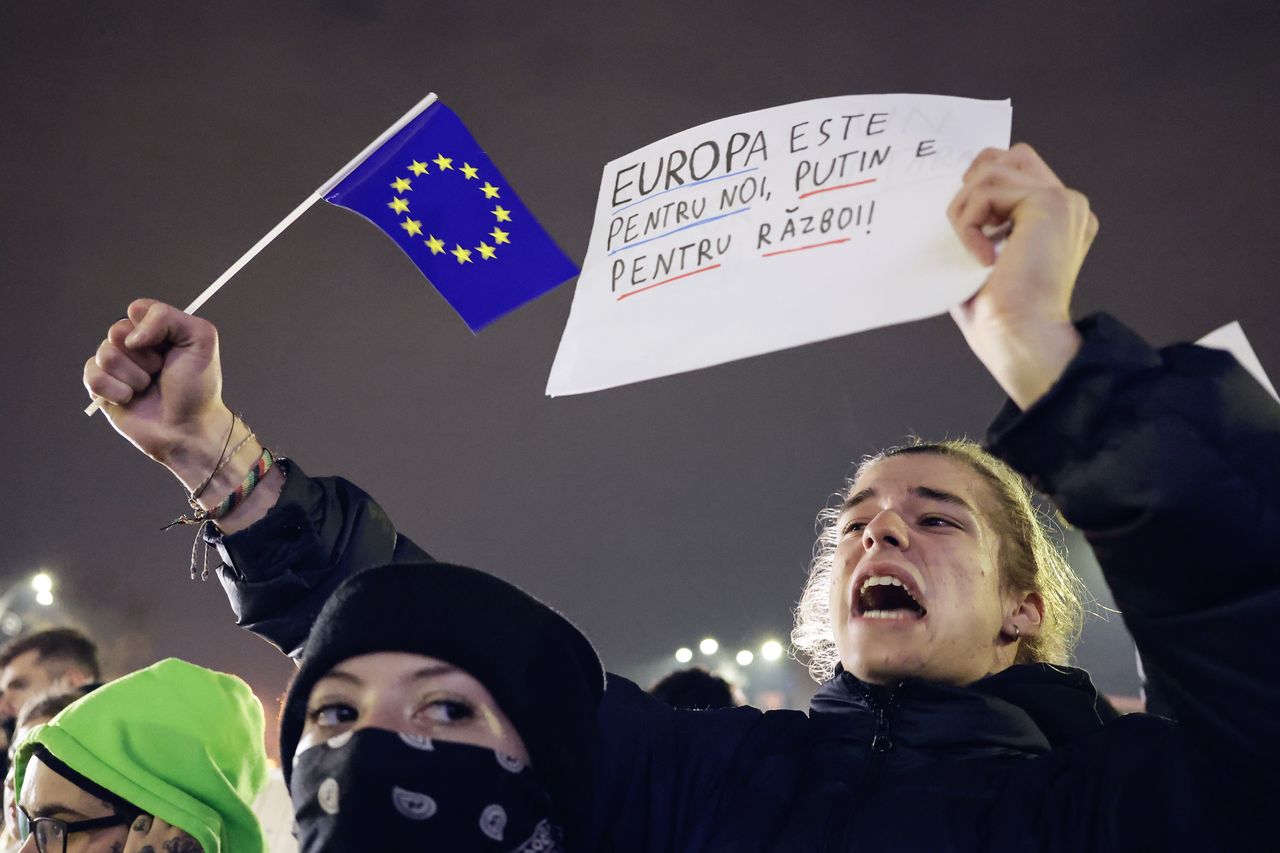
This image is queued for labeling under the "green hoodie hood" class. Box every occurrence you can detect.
[15,658,267,853]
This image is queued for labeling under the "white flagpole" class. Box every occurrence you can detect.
[87,92,440,416]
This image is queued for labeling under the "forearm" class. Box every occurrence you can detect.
[961,317,1082,410]
[158,405,284,534]
[988,314,1280,774]
[212,460,433,658]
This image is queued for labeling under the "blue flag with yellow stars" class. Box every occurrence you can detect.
[324,101,578,331]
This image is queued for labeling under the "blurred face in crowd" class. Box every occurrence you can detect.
[17,756,131,853]
[5,715,54,848]
[0,654,90,723]
[829,453,1041,686]
[298,652,528,762]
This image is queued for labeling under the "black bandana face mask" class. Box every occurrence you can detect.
[291,727,565,852]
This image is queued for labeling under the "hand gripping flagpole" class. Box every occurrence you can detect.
[85,91,440,417]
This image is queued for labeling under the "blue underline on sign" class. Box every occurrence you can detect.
[608,207,752,256]
[612,167,760,214]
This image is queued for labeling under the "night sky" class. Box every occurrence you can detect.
[2,1,1277,755]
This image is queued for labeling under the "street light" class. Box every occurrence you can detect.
[736,650,754,666]
[761,639,783,661]
[674,647,693,664]
[698,637,719,656]
[1,570,63,635]
[31,573,55,606]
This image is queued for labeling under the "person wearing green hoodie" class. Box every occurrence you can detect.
[13,658,268,853]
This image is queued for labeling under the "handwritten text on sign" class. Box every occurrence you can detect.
[548,95,1012,396]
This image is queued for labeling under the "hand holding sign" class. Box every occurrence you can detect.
[548,94,1013,396]
[947,143,1098,409]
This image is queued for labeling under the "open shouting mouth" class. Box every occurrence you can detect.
[853,569,927,621]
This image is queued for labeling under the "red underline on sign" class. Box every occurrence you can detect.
[761,238,851,258]
[617,264,722,301]
[797,177,877,200]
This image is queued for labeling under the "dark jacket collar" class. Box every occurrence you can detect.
[808,663,1118,761]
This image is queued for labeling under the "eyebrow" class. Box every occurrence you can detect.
[25,803,91,820]
[841,485,975,515]
[408,664,460,681]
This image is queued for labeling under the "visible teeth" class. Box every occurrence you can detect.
[860,575,907,594]
[862,610,911,620]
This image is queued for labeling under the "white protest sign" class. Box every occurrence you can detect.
[547,94,1011,396]
[1197,321,1278,401]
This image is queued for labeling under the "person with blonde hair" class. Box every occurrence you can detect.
[85,143,1276,850]
[792,437,1087,683]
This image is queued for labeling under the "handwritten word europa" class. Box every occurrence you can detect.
[611,130,768,206]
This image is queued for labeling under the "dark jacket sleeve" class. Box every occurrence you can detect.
[592,674,808,853]
[210,459,434,659]
[987,313,1280,843]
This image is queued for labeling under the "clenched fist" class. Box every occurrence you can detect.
[83,299,278,527]
[946,143,1099,409]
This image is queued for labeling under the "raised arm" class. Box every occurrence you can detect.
[949,145,1279,846]
[83,299,283,535]
[83,300,431,657]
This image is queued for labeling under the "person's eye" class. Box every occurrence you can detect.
[419,697,476,724]
[307,702,357,729]
[920,515,960,529]
[841,520,866,535]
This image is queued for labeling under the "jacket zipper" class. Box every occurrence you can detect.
[822,680,910,850]
[861,681,906,782]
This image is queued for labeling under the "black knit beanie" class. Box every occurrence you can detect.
[279,562,605,849]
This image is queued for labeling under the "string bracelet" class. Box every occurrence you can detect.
[164,423,257,531]
[161,412,263,580]
[188,425,256,514]
[214,447,276,519]
[184,446,277,581]
[187,411,238,504]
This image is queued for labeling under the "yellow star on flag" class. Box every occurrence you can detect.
[425,235,446,255]
[400,218,423,237]
[391,176,412,193]
[388,197,410,214]
[433,154,454,170]
[491,205,512,222]
[490,226,510,245]
[480,182,501,199]
[451,244,473,264]
[460,163,480,180]
[408,160,429,176]
[476,241,497,260]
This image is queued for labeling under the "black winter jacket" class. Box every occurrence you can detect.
[211,315,1278,851]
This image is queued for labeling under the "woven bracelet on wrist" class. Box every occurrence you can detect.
[163,444,275,582]
[213,447,276,520]
[189,426,256,512]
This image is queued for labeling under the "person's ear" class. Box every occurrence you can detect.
[1005,590,1044,640]
[51,668,93,690]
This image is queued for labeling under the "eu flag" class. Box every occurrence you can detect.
[324,101,579,331]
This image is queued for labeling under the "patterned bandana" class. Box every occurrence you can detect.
[291,728,564,852]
